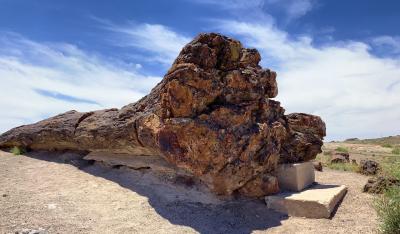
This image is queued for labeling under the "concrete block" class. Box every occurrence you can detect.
[276,162,315,192]
[265,184,347,218]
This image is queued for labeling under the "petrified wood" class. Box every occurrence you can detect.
[0,33,326,197]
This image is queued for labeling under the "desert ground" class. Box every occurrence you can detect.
[323,139,400,165]
[0,149,378,234]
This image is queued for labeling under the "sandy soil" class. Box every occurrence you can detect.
[0,150,377,234]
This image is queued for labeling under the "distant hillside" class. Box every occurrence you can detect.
[344,135,400,146]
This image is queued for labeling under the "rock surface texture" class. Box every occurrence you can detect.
[363,176,400,194]
[359,159,380,175]
[0,33,326,197]
[330,152,350,164]
[313,161,323,172]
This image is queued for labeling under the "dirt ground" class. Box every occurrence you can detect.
[323,142,398,164]
[0,150,377,234]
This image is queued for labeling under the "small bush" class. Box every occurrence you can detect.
[326,162,359,172]
[392,147,400,155]
[382,143,393,148]
[375,186,400,234]
[335,146,349,153]
[375,162,400,234]
[381,162,400,181]
[10,146,24,155]
[315,154,330,165]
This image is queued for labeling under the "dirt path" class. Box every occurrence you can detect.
[0,150,377,234]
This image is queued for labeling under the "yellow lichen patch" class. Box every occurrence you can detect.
[229,41,241,61]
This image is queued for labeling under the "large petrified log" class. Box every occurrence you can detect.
[0,33,325,197]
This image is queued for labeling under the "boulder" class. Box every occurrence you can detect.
[0,33,326,197]
[335,152,349,161]
[330,153,349,164]
[313,161,323,171]
[363,176,400,194]
[359,160,379,175]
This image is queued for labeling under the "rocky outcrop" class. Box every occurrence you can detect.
[363,176,400,194]
[359,160,380,175]
[313,161,323,171]
[330,152,350,164]
[0,33,326,197]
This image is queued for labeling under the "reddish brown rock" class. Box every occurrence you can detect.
[363,176,400,194]
[280,113,326,163]
[359,159,380,175]
[313,161,323,171]
[238,175,280,197]
[330,152,350,163]
[0,33,326,197]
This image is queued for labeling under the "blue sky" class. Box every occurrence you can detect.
[0,0,399,140]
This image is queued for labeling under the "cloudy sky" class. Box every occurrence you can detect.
[0,0,399,140]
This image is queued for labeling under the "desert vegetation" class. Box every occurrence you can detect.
[326,162,359,172]
[319,137,400,233]
[335,146,349,153]
[375,162,400,234]
[10,146,24,155]
[392,147,400,155]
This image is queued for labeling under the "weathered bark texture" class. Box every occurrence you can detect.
[0,33,326,197]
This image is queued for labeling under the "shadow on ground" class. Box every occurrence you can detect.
[23,150,288,234]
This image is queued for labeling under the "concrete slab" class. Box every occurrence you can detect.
[265,184,347,218]
[276,162,315,192]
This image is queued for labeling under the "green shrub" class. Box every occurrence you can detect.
[382,143,393,148]
[323,151,332,156]
[326,162,359,172]
[335,147,349,153]
[375,186,400,234]
[392,147,400,155]
[381,162,400,181]
[375,162,400,234]
[10,146,24,155]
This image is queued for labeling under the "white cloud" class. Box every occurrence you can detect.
[135,63,143,69]
[372,35,400,54]
[0,33,161,133]
[1,17,399,141]
[269,0,314,20]
[99,21,191,65]
[217,21,400,140]
[191,0,314,21]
